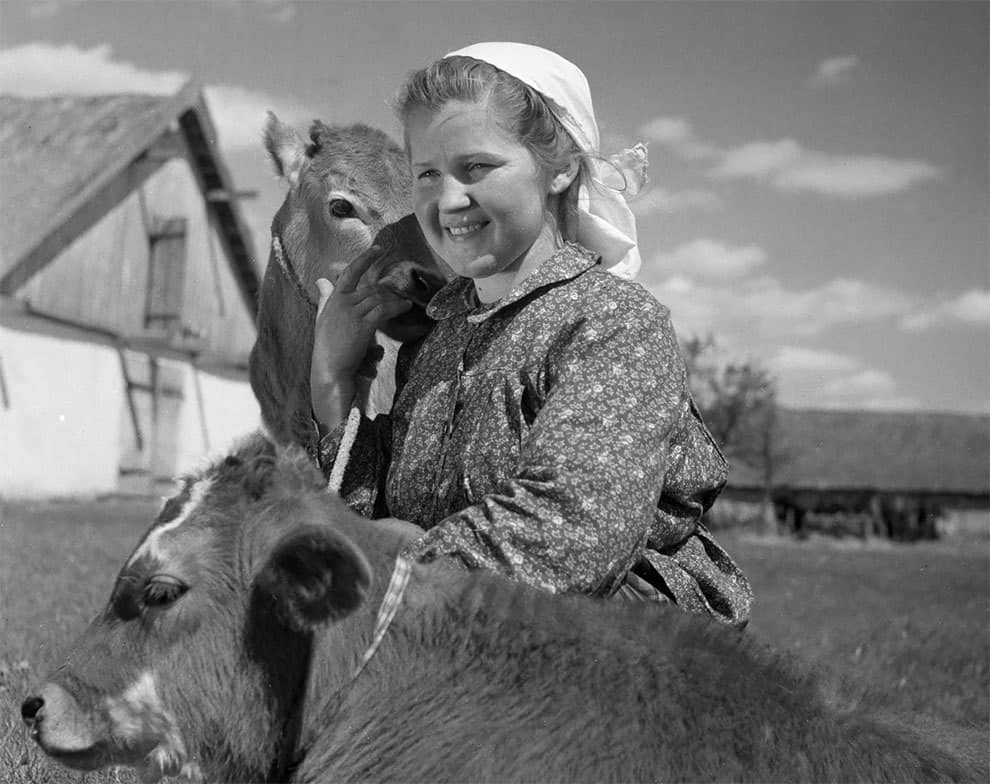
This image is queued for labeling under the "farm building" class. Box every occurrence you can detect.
[0,81,263,498]
[720,408,990,540]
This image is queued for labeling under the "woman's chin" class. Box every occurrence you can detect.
[442,251,501,280]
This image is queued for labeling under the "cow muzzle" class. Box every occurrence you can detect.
[22,682,107,766]
[21,676,201,783]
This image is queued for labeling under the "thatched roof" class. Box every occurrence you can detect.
[726,408,990,496]
[0,81,260,316]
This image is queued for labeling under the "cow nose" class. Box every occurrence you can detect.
[21,695,44,727]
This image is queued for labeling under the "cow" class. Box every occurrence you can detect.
[21,433,986,783]
[250,112,448,452]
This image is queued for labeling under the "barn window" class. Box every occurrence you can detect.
[144,215,188,332]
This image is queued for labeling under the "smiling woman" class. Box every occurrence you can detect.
[309,42,752,624]
[405,98,579,302]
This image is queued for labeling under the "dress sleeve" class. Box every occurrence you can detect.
[402,294,691,596]
[314,412,393,518]
[313,339,422,517]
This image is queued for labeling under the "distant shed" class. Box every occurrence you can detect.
[722,408,990,539]
[0,81,263,497]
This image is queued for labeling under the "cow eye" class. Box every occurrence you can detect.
[328,198,355,218]
[143,575,188,608]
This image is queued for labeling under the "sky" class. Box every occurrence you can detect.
[1,0,987,414]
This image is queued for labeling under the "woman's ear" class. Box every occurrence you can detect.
[549,157,581,195]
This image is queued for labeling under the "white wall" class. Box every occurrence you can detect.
[0,326,124,497]
[938,509,990,539]
[174,363,261,474]
[0,326,261,498]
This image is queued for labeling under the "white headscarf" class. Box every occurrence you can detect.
[444,41,646,280]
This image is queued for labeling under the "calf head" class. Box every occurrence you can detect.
[22,434,376,783]
[251,113,448,447]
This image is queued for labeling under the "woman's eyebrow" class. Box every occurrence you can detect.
[412,151,503,168]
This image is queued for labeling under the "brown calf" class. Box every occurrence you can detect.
[250,114,447,451]
[21,433,986,783]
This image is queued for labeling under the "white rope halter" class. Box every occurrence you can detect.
[323,394,412,682]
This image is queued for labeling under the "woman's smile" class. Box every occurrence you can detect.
[446,221,489,239]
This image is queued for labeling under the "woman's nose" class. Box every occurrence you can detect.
[437,175,471,212]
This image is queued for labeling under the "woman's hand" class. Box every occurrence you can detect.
[375,517,426,546]
[310,244,413,430]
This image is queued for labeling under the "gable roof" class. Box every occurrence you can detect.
[726,408,990,496]
[0,81,260,318]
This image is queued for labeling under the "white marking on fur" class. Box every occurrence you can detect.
[130,479,213,565]
[105,671,191,782]
[107,671,160,739]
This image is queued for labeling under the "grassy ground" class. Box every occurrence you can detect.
[1,499,987,782]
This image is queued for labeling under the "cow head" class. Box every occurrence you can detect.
[262,112,446,341]
[21,434,378,782]
[250,113,449,449]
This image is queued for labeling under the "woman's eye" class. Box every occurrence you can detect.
[466,162,495,176]
[328,199,356,218]
[416,169,439,181]
[143,576,188,608]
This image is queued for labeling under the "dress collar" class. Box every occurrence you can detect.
[426,243,600,324]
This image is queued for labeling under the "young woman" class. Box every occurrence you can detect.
[310,42,752,625]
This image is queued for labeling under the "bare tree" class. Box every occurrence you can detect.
[681,336,790,533]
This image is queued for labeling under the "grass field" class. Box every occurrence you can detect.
[1,498,987,782]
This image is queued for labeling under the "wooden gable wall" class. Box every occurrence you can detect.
[15,153,258,362]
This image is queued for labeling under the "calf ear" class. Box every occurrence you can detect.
[263,111,309,188]
[255,525,372,631]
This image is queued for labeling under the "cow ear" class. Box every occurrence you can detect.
[263,111,309,188]
[255,525,372,631]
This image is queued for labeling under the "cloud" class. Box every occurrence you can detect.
[636,114,940,198]
[646,240,985,409]
[637,116,717,160]
[0,42,186,95]
[710,139,941,197]
[900,289,990,332]
[649,239,766,280]
[203,85,308,151]
[643,239,926,410]
[628,187,722,217]
[811,56,860,87]
[769,346,920,410]
[772,346,860,374]
[819,369,920,410]
[0,42,310,151]
[647,269,914,343]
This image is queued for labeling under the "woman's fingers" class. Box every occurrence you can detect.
[334,244,382,293]
[351,288,413,322]
[311,258,411,382]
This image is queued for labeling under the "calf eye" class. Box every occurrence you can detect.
[143,575,189,608]
[328,198,355,218]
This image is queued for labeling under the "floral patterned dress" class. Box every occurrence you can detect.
[317,243,752,626]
